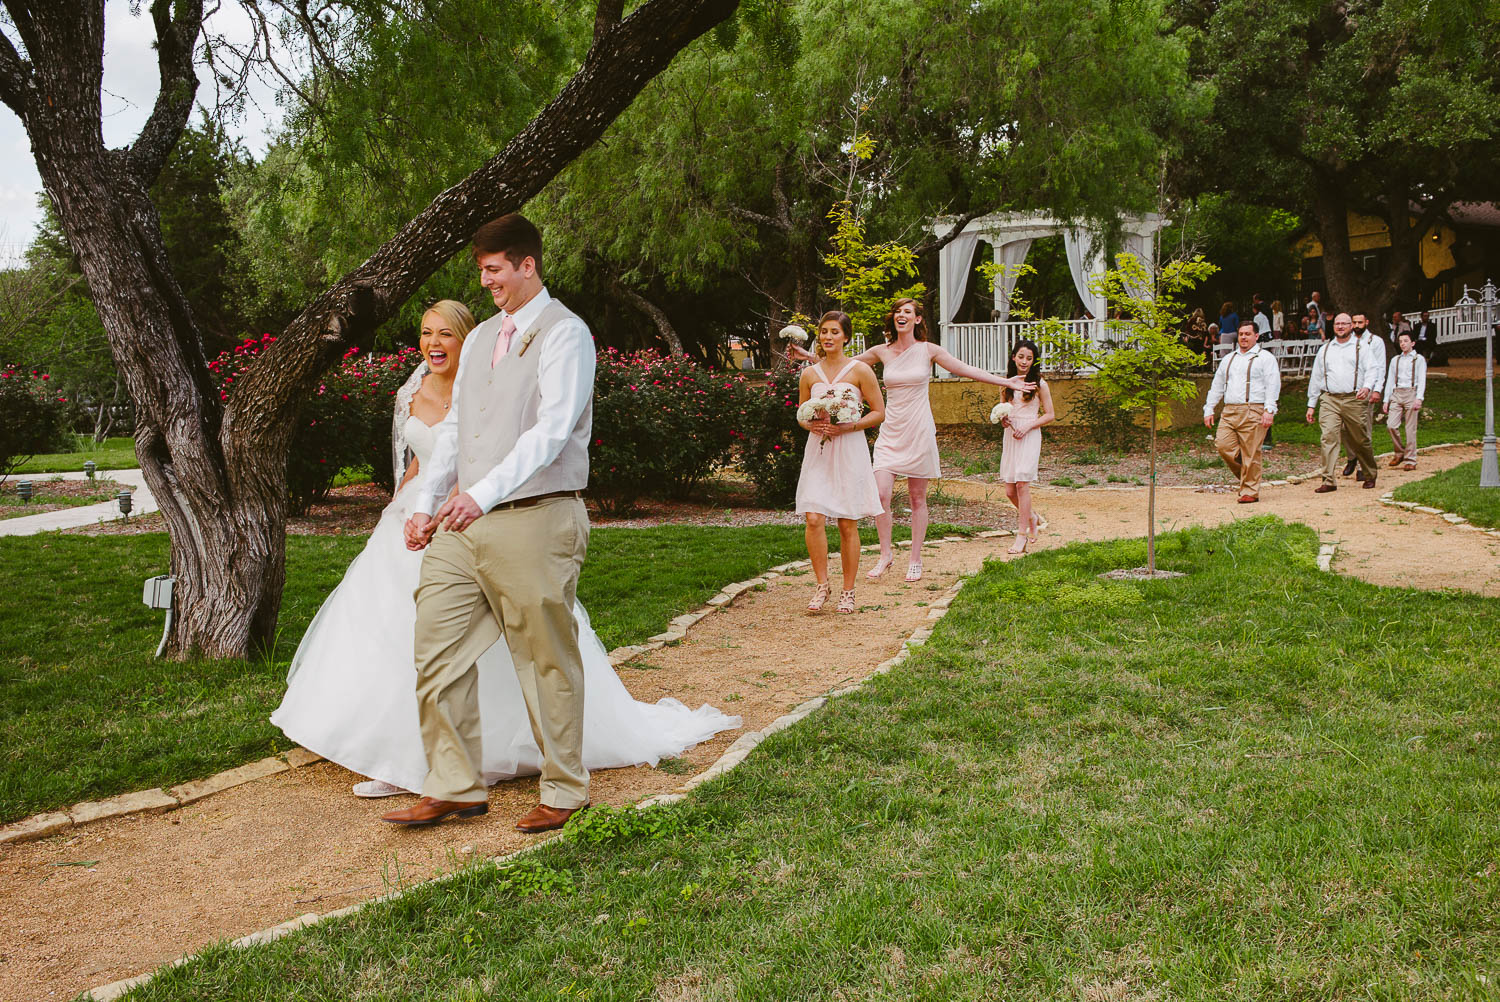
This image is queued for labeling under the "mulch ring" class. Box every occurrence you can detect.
[0,476,127,519]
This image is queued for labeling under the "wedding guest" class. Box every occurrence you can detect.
[1207,322,1221,351]
[1218,301,1239,344]
[1252,294,1272,338]
[1382,330,1426,470]
[1306,290,1326,339]
[1271,299,1285,336]
[1412,310,1438,361]
[1204,321,1281,503]
[795,311,885,614]
[273,298,739,805]
[853,298,1033,582]
[1307,313,1380,492]
[998,339,1054,553]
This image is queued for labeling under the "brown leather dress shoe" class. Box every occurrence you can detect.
[1314,483,1336,493]
[515,802,588,833]
[380,797,487,827]
[1238,495,1259,503]
[1387,457,1404,468]
[1361,477,1377,489]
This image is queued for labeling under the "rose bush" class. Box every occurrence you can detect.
[590,349,760,514]
[210,336,421,512]
[736,367,804,506]
[0,365,70,477]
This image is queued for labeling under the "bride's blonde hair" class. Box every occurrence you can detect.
[422,299,477,343]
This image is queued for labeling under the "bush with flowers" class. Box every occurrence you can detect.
[736,367,805,506]
[590,349,760,514]
[209,335,422,513]
[0,364,70,477]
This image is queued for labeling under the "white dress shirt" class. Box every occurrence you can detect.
[1204,344,1281,415]
[1307,335,1377,408]
[414,287,595,516]
[1359,330,1387,393]
[1384,350,1427,400]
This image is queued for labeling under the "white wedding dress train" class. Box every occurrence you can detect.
[271,371,739,793]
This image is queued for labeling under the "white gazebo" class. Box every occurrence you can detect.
[931,211,1167,373]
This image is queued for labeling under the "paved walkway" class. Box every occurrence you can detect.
[0,469,156,537]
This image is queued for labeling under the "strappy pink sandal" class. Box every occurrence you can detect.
[808,581,832,613]
[836,589,857,614]
[866,555,894,580]
[905,561,923,582]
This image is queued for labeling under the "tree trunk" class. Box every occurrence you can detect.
[1147,383,1157,575]
[609,278,685,355]
[2,0,741,658]
[1311,171,1434,336]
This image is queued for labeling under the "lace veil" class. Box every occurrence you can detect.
[391,361,429,488]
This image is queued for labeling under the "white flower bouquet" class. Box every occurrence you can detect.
[778,324,809,345]
[989,401,1014,424]
[797,384,862,449]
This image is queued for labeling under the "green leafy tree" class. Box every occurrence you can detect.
[1171,0,1500,328]
[1041,253,1217,574]
[822,200,923,340]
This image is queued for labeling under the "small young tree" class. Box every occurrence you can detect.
[1040,252,1217,575]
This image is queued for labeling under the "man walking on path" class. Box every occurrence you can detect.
[1382,331,1427,470]
[1205,320,1281,503]
[1309,313,1380,492]
[1343,312,1386,477]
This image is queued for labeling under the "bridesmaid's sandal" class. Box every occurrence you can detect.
[866,555,894,580]
[807,581,832,613]
[905,561,923,583]
[1008,536,1029,555]
[353,780,409,799]
[837,589,857,614]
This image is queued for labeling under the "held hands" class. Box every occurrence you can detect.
[403,513,435,551]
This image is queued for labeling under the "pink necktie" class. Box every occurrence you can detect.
[491,316,517,367]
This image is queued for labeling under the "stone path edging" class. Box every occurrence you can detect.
[80,530,1007,1001]
[1377,492,1500,538]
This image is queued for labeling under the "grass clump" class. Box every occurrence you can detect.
[1391,458,1500,528]
[11,435,137,473]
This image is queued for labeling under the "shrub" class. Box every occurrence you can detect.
[210,336,421,513]
[737,367,805,506]
[0,365,70,476]
[590,349,757,514]
[1073,382,1145,453]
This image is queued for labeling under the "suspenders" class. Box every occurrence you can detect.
[1318,338,1362,393]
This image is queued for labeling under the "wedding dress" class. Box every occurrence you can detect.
[271,363,740,793]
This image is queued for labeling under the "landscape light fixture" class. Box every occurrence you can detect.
[117,489,133,520]
[16,480,32,504]
[142,574,175,658]
[1455,279,1499,488]
[83,459,96,482]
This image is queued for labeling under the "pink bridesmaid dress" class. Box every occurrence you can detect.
[871,343,941,479]
[795,359,885,520]
[998,390,1043,483]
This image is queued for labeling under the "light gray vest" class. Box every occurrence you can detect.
[457,300,592,501]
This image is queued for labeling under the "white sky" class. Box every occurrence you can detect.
[0,1,284,263]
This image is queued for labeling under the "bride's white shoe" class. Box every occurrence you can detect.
[352,779,409,799]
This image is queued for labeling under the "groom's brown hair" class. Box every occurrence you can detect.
[472,214,543,276]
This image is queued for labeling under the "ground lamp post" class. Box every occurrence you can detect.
[83,459,96,482]
[1456,279,1499,488]
[117,489,132,521]
[16,479,32,504]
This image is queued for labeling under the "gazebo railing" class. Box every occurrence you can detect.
[941,320,1103,375]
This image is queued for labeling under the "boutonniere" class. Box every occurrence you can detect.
[516,326,542,357]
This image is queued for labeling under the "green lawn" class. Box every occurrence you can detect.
[119,519,1500,1000]
[1392,459,1500,528]
[10,435,137,473]
[0,523,957,824]
[1258,376,1486,447]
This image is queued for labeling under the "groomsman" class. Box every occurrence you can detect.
[1308,313,1380,492]
[1342,312,1386,477]
[1205,320,1281,503]
[1382,331,1427,470]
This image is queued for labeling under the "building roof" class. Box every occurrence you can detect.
[1448,202,1500,228]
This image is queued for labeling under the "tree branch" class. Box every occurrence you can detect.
[128,0,205,184]
[914,208,986,256]
[729,204,790,232]
[595,0,625,45]
[0,23,32,116]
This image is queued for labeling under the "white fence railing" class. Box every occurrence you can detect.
[942,320,1102,375]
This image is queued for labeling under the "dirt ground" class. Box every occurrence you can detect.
[3,445,1496,1000]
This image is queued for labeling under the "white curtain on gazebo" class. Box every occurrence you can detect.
[938,230,982,324]
[1121,231,1155,301]
[1063,228,1108,320]
[993,238,1034,321]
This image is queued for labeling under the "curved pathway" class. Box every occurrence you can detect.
[1,446,1494,1000]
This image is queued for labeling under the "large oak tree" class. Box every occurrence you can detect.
[0,0,740,658]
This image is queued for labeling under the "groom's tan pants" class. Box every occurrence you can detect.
[413,496,590,808]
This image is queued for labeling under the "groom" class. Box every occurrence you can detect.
[384,213,595,832]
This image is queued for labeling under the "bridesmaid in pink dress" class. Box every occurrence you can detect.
[853,298,1034,581]
[997,339,1055,554]
[796,311,885,614]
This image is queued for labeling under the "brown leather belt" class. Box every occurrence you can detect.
[492,489,583,511]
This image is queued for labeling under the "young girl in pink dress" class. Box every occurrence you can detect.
[998,339,1055,554]
[795,311,885,614]
[852,298,1034,581]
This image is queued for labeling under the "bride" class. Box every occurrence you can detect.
[271,300,740,797]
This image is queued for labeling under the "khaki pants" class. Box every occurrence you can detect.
[1318,393,1377,485]
[413,496,590,807]
[1214,403,1268,497]
[1386,387,1420,463]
